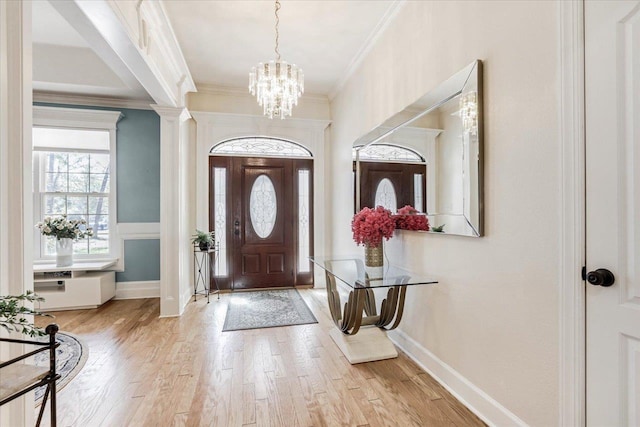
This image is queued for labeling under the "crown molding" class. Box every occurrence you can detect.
[328,0,407,101]
[33,91,154,110]
[33,105,123,129]
[195,83,329,104]
[191,110,331,130]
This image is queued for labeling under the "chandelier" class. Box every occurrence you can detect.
[249,0,304,119]
[459,91,478,136]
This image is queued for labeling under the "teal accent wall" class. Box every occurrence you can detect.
[115,239,161,282]
[35,103,161,283]
[114,108,161,222]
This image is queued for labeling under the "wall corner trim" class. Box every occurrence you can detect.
[388,329,527,427]
[558,0,586,425]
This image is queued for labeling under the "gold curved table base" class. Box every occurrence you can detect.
[325,270,408,335]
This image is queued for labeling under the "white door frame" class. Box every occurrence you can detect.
[0,1,34,425]
[559,1,587,425]
[191,112,331,287]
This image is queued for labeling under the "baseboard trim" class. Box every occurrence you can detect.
[115,281,160,300]
[388,328,527,427]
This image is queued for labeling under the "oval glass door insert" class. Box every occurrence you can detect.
[250,174,277,238]
[374,178,398,212]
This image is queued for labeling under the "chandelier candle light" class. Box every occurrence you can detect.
[249,0,304,119]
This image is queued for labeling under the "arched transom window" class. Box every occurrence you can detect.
[354,143,424,163]
[211,137,312,158]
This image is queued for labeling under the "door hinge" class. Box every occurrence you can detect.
[581,266,586,281]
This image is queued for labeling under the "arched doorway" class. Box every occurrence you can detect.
[209,137,313,290]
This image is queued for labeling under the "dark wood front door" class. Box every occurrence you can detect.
[209,156,313,290]
[357,161,427,211]
[233,158,293,289]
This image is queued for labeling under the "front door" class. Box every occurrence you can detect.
[233,157,293,289]
[209,156,313,290]
[585,1,640,424]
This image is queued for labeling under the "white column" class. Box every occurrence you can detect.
[152,106,192,317]
[0,0,33,425]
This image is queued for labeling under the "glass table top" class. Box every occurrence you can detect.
[310,256,438,289]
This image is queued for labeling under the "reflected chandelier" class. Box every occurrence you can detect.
[249,0,304,120]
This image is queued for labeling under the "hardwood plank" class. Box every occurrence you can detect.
[34,291,484,427]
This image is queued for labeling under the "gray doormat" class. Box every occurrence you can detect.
[222,289,318,331]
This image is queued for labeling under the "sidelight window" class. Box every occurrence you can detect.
[214,167,228,276]
[298,169,311,273]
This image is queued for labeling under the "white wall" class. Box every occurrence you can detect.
[188,87,330,121]
[330,1,560,425]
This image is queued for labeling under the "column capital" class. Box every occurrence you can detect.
[151,105,191,121]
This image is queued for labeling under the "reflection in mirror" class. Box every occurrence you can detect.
[353,60,483,237]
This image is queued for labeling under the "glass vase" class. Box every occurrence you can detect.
[364,243,383,267]
[56,238,74,267]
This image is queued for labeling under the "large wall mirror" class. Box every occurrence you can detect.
[353,60,483,237]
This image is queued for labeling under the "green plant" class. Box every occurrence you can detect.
[35,214,93,240]
[431,224,446,233]
[192,229,215,245]
[0,290,53,337]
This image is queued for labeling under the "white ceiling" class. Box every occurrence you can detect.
[32,0,89,48]
[30,0,397,101]
[163,0,397,95]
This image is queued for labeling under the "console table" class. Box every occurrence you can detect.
[33,261,116,311]
[310,256,437,364]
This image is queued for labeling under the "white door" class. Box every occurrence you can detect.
[586,1,640,425]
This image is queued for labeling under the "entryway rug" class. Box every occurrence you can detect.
[34,332,88,406]
[222,289,318,331]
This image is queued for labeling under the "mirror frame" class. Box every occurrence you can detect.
[353,60,484,236]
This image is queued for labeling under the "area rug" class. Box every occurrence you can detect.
[34,332,89,406]
[222,289,318,331]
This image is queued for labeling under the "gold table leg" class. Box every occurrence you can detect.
[324,269,408,335]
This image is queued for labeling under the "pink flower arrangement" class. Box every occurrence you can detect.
[393,205,430,231]
[352,206,395,247]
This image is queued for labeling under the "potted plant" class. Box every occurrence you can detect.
[192,229,215,251]
[351,206,395,267]
[35,215,93,267]
[0,290,52,337]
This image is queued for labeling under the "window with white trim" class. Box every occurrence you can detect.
[32,106,121,260]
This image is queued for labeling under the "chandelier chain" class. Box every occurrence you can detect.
[274,0,281,60]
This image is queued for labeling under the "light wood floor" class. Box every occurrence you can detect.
[35,289,485,427]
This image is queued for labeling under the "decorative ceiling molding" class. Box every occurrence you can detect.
[195,83,329,105]
[51,0,196,108]
[33,105,124,129]
[33,91,154,110]
[328,0,407,101]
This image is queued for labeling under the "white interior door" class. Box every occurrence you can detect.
[585,1,640,425]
